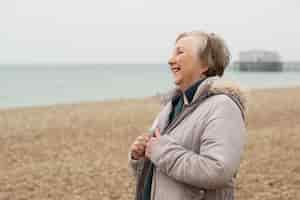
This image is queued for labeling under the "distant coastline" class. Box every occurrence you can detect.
[1,62,300,71]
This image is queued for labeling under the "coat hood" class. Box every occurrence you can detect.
[160,76,248,119]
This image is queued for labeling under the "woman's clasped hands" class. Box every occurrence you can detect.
[130,128,161,160]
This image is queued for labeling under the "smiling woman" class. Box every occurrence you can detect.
[128,31,247,200]
[169,31,231,91]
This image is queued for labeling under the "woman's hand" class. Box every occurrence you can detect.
[130,134,150,160]
[145,128,161,159]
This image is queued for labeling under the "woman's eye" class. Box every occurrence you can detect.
[177,51,184,54]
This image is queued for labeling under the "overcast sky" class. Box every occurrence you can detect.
[0,0,299,64]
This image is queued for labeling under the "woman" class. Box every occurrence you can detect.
[129,31,247,200]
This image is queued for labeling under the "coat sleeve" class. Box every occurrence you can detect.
[149,96,246,189]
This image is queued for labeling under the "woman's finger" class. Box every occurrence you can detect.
[137,135,149,144]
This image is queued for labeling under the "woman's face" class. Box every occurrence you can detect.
[168,36,208,91]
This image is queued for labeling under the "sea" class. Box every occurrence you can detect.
[1,64,300,109]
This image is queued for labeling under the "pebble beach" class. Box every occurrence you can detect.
[0,87,300,200]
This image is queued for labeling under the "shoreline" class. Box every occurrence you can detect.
[1,86,300,111]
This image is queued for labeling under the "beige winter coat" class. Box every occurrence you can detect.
[129,76,247,200]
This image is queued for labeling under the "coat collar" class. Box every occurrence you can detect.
[160,76,248,117]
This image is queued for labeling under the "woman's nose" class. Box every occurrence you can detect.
[168,55,176,66]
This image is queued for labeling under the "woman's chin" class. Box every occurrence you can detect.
[174,79,182,87]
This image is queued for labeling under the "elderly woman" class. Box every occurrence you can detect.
[129,31,247,200]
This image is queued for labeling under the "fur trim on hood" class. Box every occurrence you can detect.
[159,76,249,119]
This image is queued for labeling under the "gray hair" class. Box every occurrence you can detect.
[176,31,231,77]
